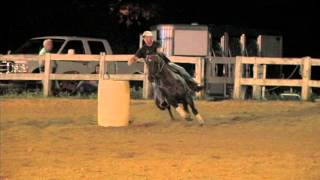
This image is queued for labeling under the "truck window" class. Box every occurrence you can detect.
[62,41,85,54]
[88,41,106,54]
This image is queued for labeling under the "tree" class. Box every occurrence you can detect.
[72,0,161,28]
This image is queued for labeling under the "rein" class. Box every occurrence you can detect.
[156,59,165,76]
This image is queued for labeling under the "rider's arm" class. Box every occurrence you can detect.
[128,47,145,66]
[156,41,163,53]
[128,56,138,66]
[156,47,163,53]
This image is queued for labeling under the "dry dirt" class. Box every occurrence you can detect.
[0,98,320,180]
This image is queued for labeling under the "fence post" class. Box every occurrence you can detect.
[200,57,205,98]
[233,56,242,99]
[99,52,106,80]
[143,62,151,99]
[261,64,267,99]
[240,34,246,56]
[252,58,262,99]
[195,57,204,98]
[301,57,311,100]
[43,53,51,97]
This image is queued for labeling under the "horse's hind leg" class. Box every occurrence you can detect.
[183,102,192,121]
[186,97,204,125]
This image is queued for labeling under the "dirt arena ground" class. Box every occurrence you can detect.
[0,98,320,179]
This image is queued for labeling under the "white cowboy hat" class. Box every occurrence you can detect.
[142,31,153,37]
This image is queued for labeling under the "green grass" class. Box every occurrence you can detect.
[0,89,43,99]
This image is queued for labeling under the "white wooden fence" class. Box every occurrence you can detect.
[1,54,319,100]
[0,53,204,98]
[233,56,320,100]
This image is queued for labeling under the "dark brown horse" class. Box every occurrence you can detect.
[145,54,204,125]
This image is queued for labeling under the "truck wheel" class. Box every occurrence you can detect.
[56,71,83,95]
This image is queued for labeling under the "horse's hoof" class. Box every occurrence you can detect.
[184,113,192,121]
[199,122,204,127]
[185,117,193,121]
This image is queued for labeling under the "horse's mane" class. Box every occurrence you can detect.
[149,54,189,89]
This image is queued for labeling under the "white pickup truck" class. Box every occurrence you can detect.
[0,36,114,94]
[3,36,113,74]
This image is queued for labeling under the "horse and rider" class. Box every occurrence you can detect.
[128,31,205,125]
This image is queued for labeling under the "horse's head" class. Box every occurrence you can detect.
[145,55,166,81]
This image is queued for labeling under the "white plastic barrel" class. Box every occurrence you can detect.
[98,80,130,127]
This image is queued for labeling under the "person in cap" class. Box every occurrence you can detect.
[37,39,54,72]
[129,31,204,92]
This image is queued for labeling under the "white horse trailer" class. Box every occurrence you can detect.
[141,24,211,57]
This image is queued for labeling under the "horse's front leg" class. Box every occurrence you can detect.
[170,102,189,120]
[167,106,175,121]
[161,95,185,121]
[158,86,177,121]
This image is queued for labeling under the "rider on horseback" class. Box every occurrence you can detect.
[128,31,204,92]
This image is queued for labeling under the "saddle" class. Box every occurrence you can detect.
[147,54,201,93]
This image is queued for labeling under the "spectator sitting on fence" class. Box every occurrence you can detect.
[38,39,58,74]
[37,39,54,73]
[39,39,53,55]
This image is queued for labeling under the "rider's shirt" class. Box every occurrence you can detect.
[135,41,161,59]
